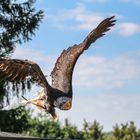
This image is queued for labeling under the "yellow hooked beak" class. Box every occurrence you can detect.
[63,101,72,110]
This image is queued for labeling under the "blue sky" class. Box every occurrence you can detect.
[11,0,140,130]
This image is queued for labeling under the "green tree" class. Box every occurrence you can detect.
[23,113,62,138]
[0,106,31,133]
[82,120,104,140]
[0,0,43,58]
[112,122,140,140]
[60,119,82,139]
[0,0,43,107]
[1,106,140,140]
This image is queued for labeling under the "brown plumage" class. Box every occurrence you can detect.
[0,16,116,118]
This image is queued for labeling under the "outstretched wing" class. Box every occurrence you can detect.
[51,16,116,94]
[0,59,50,90]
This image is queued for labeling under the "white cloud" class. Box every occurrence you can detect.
[76,14,103,30]
[47,3,112,31]
[117,22,140,36]
[46,3,140,36]
[58,93,140,131]
[73,52,140,88]
[13,47,140,90]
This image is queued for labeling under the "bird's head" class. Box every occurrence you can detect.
[54,97,72,110]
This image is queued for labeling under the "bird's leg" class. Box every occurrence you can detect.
[21,88,48,110]
[32,88,49,110]
[21,96,38,104]
[21,96,46,110]
[48,106,57,119]
[43,96,50,111]
[21,89,56,119]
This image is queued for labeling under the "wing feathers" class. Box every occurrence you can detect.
[0,59,50,90]
[83,16,116,50]
[51,16,116,94]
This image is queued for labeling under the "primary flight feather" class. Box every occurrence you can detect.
[0,16,116,118]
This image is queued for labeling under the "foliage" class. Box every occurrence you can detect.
[0,106,31,133]
[0,83,9,108]
[0,0,43,58]
[0,107,140,140]
[81,120,104,140]
[59,119,82,139]
[24,113,62,138]
[0,0,44,107]
[112,122,140,140]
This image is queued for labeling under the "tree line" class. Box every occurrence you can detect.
[0,106,140,140]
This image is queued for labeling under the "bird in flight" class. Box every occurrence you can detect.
[0,16,116,118]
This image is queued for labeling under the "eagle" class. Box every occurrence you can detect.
[0,16,116,118]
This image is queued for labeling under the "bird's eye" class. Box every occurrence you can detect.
[59,103,63,107]
[60,102,66,108]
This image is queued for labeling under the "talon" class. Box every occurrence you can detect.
[51,112,57,119]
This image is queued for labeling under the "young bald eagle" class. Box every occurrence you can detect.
[0,16,116,118]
